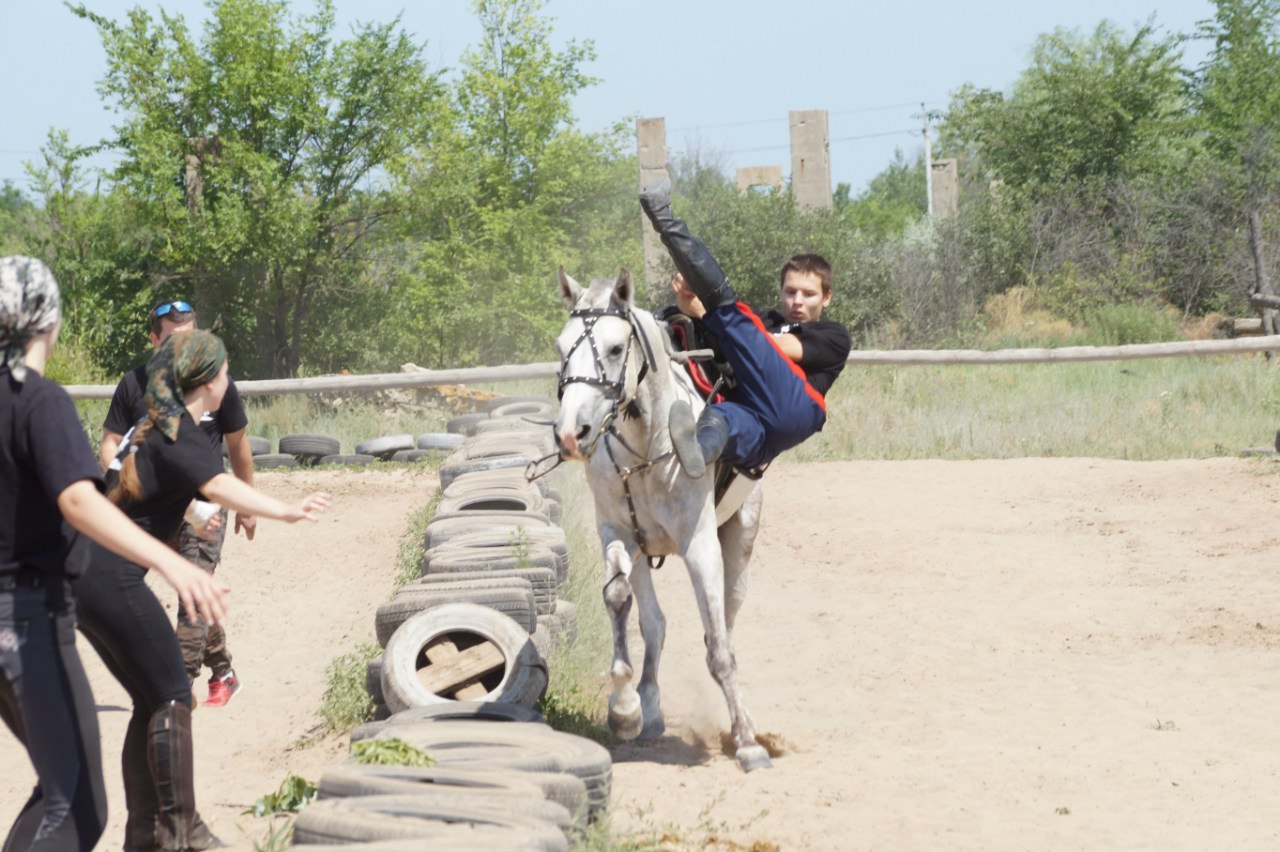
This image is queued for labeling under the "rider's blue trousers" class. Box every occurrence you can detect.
[701,301,827,470]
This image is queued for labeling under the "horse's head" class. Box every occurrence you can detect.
[553,267,655,460]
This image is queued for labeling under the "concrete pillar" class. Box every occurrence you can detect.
[931,158,959,218]
[637,117,669,301]
[736,165,784,195]
[789,109,832,211]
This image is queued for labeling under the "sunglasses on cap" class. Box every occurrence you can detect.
[151,300,193,319]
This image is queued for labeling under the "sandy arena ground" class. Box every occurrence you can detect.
[4,459,1280,850]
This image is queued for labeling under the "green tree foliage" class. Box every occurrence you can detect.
[69,0,444,376]
[838,149,927,239]
[381,0,638,370]
[944,21,1187,197]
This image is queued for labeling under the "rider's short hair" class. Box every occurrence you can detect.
[779,254,832,295]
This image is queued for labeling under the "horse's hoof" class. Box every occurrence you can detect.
[638,713,666,740]
[608,705,644,740]
[608,691,643,740]
[736,744,773,772]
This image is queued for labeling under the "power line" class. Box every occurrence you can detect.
[668,99,946,134]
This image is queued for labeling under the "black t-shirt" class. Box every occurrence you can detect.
[105,413,227,545]
[761,310,852,397]
[104,364,249,450]
[0,368,104,579]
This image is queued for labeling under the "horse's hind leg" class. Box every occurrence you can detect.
[719,484,762,642]
[629,559,667,739]
[602,537,643,740]
[684,527,772,772]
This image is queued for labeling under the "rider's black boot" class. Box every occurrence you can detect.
[669,401,729,479]
[640,177,739,309]
[148,700,222,851]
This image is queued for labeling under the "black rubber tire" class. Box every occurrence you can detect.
[462,434,554,460]
[472,415,555,434]
[446,412,490,435]
[413,570,556,616]
[317,453,377,467]
[355,434,415,458]
[370,721,611,819]
[531,621,553,659]
[318,766,586,828]
[251,452,297,470]
[423,528,569,585]
[389,449,435,463]
[319,765,543,801]
[292,796,567,850]
[376,585,537,646]
[423,512,557,550]
[278,434,341,459]
[322,757,586,818]
[382,700,544,726]
[416,432,465,450]
[445,468,556,498]
[380,604,547,712]
[247,435,272,456]
[439,455,535,489]
[484,395,555,415]
[422,545,560,576]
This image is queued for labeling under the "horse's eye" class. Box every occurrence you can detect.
[608,345,624,358]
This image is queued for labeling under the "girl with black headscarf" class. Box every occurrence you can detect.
[0,256,229,851]
[76,328,331,851]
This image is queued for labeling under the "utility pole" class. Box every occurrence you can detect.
[921,103,934,219]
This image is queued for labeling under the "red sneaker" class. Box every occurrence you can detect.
[205,670,242,708]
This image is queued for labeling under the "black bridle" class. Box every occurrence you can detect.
[541,302,669,566]
[556,304,657,405]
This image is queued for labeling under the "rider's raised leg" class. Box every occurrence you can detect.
[640,177,739,309]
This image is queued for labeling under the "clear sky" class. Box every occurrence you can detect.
[1,0,1217,196]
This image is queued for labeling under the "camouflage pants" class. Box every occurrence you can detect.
[176,507,232,682]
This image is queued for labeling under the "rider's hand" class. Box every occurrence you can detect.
[671,274,707,319]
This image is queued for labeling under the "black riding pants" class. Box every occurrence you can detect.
[0,578,107,852]
[74,546,191,804]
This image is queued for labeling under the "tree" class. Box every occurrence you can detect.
[69,0,444,376]
[1189,0,1280,325]
[384,0,638,370]
[943,20,1187,197]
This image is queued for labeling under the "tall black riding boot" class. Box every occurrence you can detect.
[669,401,730,479]
[639,177,740,308]
[148,700,221,851]
[123,711,160,851]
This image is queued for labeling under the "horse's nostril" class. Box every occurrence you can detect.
[576,425,591,441]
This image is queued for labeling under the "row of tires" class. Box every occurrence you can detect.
[238,432,467,470]
[291,396,606,849]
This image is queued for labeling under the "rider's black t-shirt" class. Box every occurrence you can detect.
[104,364,248,450]
[105,413,227,545]
[0,368,104,579]
[761,310,852,397]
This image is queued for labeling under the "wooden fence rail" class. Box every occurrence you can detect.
[62,335,1280,400]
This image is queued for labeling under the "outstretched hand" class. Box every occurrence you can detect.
[671,273,706,320]
[287,491,334,523]
[166,559,231,627]
[235,512,257,541]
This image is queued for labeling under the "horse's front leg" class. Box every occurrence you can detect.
[628,557,666,739]
[683,521,773,772]
[602,533,643,740]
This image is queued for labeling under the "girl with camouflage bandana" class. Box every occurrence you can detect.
[76,328,331,851]
[0,256,229,851]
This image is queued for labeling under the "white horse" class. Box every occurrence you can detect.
[551,267,772,772]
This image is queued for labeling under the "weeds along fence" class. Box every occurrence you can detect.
[61,335,1280,400]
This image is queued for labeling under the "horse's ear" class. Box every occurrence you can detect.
[614,268,634,306]
[557,266,583,307]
